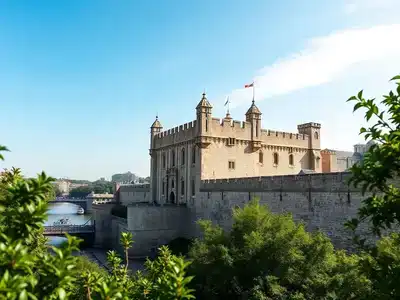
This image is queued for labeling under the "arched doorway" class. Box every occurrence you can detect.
[169,191,175,204]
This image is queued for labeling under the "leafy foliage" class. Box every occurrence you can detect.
[0,145,195,299]
[188,199,370,300]
[345,74,400,298]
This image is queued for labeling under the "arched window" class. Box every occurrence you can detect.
[181,148,185,165]
[181,180,185,195]
[171,179,175,189]
[192,146,196,164]
[172,150,175,166]
[191,179,195,196]
[273,152,279,165]
[289,154,294,166]
[314,131,319,139]
[259,151,264,164]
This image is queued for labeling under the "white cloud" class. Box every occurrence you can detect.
[343,0,398,14]
[228,24,400,108]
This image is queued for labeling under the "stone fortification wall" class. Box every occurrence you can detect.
[208,117,309,148]
[154,120,197,148]
[127,205,189,257]
[196,172,372,250]
[119,184,150,206]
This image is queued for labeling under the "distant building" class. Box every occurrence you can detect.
[111,172,137,183]
[321,141,376,172]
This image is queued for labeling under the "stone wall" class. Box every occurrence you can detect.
[127,204,189,257]
[92,204,129,254]
[196,172,372,250]
[92,204,115,249]
[119,184,150,205]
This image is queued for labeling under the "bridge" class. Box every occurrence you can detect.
[44,224,95,235]
[44,224,96,247]
[49,199,91,212]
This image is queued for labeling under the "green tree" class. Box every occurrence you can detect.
[0,145,195,299]
[188,199,369,300]
[346,74,400,299]
[69,186,92,198]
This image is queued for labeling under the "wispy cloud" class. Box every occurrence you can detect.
[228,24,400,108]
[343,0,398,14]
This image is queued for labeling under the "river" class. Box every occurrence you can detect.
[46,202,92,247]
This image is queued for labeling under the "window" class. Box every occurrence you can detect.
[316,157,320,168]
[259,151,264,164]
[273,153,279,165]
[172,150,175,166]
[191,180,195,196]
[289,154,294,166]
[228,138,236,146]
[181,180,185,195]
[171,180,174,189]
[162,153,166,168]
[162,182,165,194]
[228,161,235,169]
[181,148,185,165]
[205,117,208,132]
[256,122,259,137]
[314,131,319,139]
[192,146,196,164]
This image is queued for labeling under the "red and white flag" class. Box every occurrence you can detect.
[244,82,254,88]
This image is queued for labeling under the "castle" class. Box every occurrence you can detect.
[149,93,322,205]
[94,93,374,257]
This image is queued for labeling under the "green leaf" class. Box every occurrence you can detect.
[390,74,400,81]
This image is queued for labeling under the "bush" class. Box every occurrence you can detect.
[0,145,195,299]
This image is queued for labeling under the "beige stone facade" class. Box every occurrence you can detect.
[149,93,322,205]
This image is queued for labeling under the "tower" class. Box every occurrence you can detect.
[150,116,163,202]
[297,122,321,171]
[245,100,262,151]
[195,92,212,148]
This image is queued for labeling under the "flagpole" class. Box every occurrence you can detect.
[227,96,230,114]
[252,82,255,103]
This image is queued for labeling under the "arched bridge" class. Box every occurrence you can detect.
[49,199,91,212]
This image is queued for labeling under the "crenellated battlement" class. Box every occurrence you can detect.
[200,172,357,192]
[261,129,308,141]
[154,120,198,148]
[297,122,321,129]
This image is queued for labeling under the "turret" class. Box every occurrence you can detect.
[150,115,163,151]
[196,92,212,136]
[245,100,262,150]
[297,122,321,171]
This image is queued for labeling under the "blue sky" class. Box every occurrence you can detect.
[1,0,400,180]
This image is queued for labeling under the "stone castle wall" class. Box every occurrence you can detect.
[119,184,150,206]
[194,172,372,250]
[154,120,197,148]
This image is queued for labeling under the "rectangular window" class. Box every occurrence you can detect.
[162,183,165,194]
[227,138,236,146]
[181,180,185,195]
[228,161,235,169]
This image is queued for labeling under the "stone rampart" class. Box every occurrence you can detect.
[196,172,375,251]
[127,204,189,257]
[200,172,355,192]
[119,184,150,205]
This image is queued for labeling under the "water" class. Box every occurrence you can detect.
[46,202,92,247]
